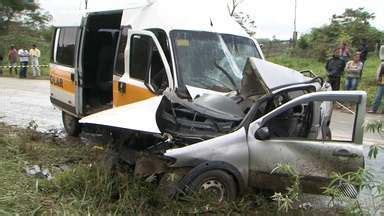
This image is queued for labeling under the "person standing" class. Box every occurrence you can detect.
[336,42,351,63]
[358,41,369,64]
[345,53,363,90]
[368,46,384,114]
[18,48,29,78]
[8,45,18,75]
[0,54,3,75]
[358,41,369,77]
[325,50,346,90]
[29,44,41,77]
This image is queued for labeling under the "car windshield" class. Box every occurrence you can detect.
[171,30,261,92]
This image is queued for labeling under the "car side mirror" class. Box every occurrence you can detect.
[255,127,270,140]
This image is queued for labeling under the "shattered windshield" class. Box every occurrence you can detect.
[171,30,261,93]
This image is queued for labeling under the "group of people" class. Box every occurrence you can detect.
[0,45,41,78]
[325,42,383,113]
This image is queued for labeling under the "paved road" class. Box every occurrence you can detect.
[0,77,62,132]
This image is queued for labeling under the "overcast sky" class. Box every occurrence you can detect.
[39,0,384,39]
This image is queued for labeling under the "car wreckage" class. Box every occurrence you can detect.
[50,0,366,201]
[81,58,366,201]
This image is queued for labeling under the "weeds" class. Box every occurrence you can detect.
[270,163,302,212]
[0,123,278,215]
[322,120,384,215]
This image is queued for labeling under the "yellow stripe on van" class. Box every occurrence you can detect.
[49,68,75,94]
[113,80,154,107]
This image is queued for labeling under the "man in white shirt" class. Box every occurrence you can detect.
[18,48,29,78]
[29,44,41,76]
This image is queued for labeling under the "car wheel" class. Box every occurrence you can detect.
[189,170,237,202]
[62,111,81,137]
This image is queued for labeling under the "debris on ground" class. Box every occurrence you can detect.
[24,165,53,180]
[299,202,313,210]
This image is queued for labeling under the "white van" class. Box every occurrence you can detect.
[49,0,264,136]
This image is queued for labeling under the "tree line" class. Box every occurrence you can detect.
[0,0,51,60]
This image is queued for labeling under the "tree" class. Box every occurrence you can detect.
[297,8,384,60]
[0,0,52,59]
[0,0,37,30]
[227,0,257,36]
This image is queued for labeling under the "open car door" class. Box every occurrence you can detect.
[113,30,173,107]
[247,91,366,195]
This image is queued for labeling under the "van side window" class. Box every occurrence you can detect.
[114,26,129,76]
[129,35,153,81]
[56,27,78,67]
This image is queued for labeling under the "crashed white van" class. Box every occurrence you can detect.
[54,0,365,201]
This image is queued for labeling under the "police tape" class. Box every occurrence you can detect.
[0,65,49,68]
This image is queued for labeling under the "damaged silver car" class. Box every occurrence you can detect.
[81,56,366,201]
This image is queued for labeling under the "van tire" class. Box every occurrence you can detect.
[62,111,81,137]
[188,170,237,202]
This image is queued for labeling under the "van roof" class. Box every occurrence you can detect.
[53,0,249,37]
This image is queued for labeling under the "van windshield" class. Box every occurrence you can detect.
[171,30,261,93]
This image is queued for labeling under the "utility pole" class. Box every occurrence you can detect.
[85,0,88,9]
[292,0,298,47]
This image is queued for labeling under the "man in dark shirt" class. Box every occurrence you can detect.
[358,41,369,77]
[0,54,3,75]
[325,50,346,91]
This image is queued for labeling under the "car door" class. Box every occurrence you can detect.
[113,30,173,107]
[247,91,366,194]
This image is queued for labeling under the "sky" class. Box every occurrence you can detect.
[39,0,384,39]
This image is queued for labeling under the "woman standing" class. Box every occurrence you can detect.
[345,53,363,90]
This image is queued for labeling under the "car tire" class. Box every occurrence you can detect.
[62,111,81,137]
[189,170,237,202]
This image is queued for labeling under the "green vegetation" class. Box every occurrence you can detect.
[0,0,52,78]
[0,123,277,215]
[269,55,381,105]
[0,123,352,215]
[296,8,384,60]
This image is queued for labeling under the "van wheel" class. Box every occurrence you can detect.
[189,170,237,202]
[62,111,81,137]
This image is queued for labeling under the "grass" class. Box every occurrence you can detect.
[0,123,278,215]
[269,54,381,105]
[0,123,347,215]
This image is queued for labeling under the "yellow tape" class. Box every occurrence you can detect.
[0,65,49,68]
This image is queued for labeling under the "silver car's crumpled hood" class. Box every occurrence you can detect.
[240,58,310,98]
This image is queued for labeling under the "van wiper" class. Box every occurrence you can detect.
[214,61,238,92]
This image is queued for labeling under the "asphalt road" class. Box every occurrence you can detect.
[0,77,383,210]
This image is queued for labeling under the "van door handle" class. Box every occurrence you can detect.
[118,81,126,94]
[333,149,358,158]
